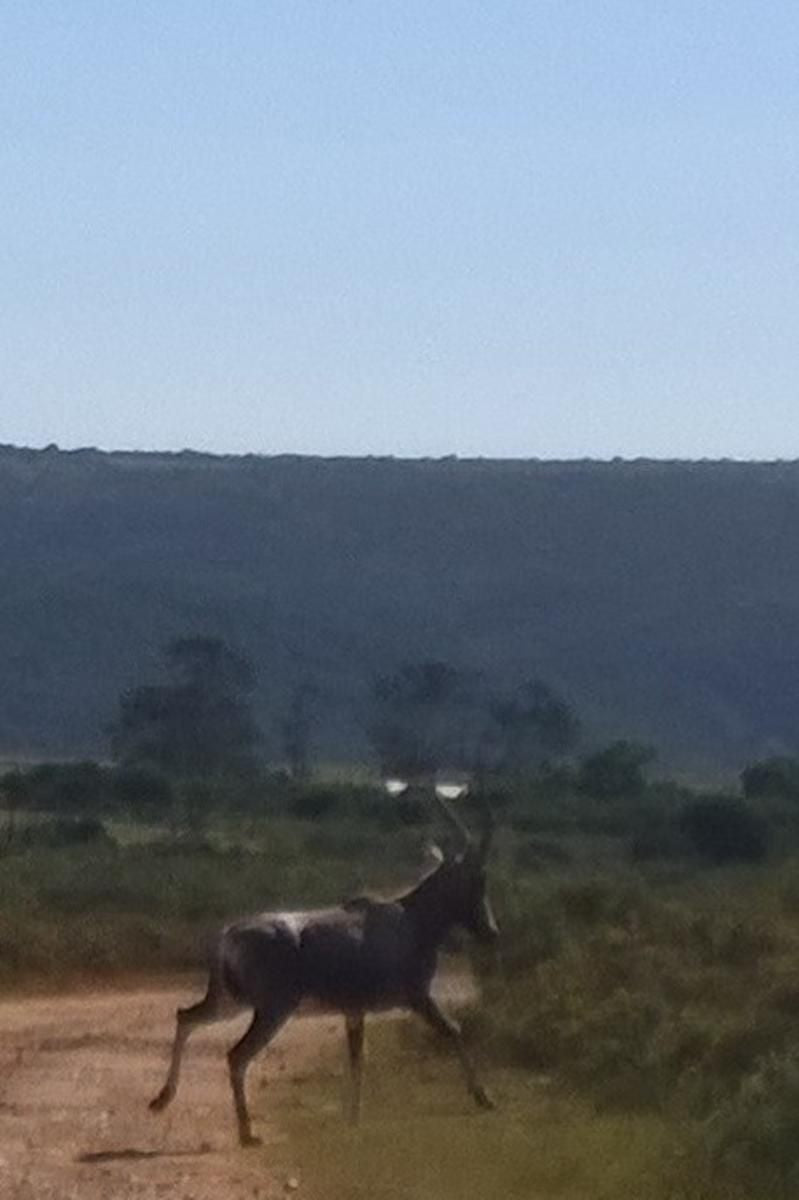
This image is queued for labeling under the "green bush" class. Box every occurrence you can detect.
[15,816,113,849]
[577,741,655,802]
[111,765,174,816]
[629,820,688,862]
[513,835,571,871]
[680,796,768,864]
[741,757,799,802]
[25,761,110,811]
[289,784,344,820]
[465,862,799,1129]
[703,1049,799,1193]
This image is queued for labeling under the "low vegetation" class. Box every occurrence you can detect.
[4,753,799,1196]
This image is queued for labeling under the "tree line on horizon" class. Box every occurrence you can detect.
[109,634,584,784]
[0,632,787,870]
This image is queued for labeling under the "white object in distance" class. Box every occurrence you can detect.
[384,778,409,797]
[435,782,469,801]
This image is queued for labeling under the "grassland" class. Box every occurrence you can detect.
[264,1020,771,1200]
[3,772,799,1196]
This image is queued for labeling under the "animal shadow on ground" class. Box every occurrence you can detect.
[77,1145,213,1165]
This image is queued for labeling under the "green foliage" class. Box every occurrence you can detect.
[468,862,799,1137]
[513,834,572,871]
[367,660,479,777]
[110,636,261,776]
[702,1049,799,1194]
[483,678,580,775]
[742,756,799,802]
[288,783,343,820]
[6,751,799,1199]
[175,777,216,837]
[0,760,202,824]
[629,819,688,862]
[278,677,319,779]
[22,761,109,811]
[0,802,441,988]
[274,1031,683,1200]
[14,816,112,849]
[680,796,768,864]
[366,662,580,784]
[577,741,655,802]
[110,764,174,816]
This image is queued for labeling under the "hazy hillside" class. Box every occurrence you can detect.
[1,444,798,770]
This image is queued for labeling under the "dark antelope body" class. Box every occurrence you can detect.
[149,791,498,1147]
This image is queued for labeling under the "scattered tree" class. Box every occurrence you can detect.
[279,679,319,781]
[111,765,175,817]
[577,740,655,801]
[110,636,260,777]
[741,757,799,803]
[366,660,477,779]
[0,771,27,853]
[482,679,580,777]
[680,796,768,864]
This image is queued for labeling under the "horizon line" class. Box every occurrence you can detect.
[2,443,797,468]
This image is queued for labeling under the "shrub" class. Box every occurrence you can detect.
[110,765,174,816]
[485,878,563,974]
[289,785,345,820]
[16,816,113,849]
[688,911,778,969]
[703,1049,799,1193]
[514,836,571,871]
[346,785,431,831]
[555,878,654,931]
[26,761,109,812]
[630,819,688,862]
[679,796,768,864]
[0,769,33,809]
[741,756,799,802]
[576,741,655,802]
[473,924,672,1108]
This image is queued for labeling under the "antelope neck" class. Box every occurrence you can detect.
[398,869,459,949]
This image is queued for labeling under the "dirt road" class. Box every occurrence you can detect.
[0,971,475,1200]
[0,981,343,1199]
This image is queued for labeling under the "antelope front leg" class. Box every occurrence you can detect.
[411,993,495,1111]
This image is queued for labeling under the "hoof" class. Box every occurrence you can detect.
[149,1091,170,1113]
[473,1088,496,1111]
[240,1132,262,1149]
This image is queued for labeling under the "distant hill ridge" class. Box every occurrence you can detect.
[2,444,798,769]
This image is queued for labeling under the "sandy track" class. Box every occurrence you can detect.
[0,971,475,1200]
[0,982,340,1199]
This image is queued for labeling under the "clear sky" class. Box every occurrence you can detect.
[3,2,799,459]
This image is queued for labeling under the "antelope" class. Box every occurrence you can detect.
[149,784,499,1147]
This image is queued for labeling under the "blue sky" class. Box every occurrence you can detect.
[3,2,799,458]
